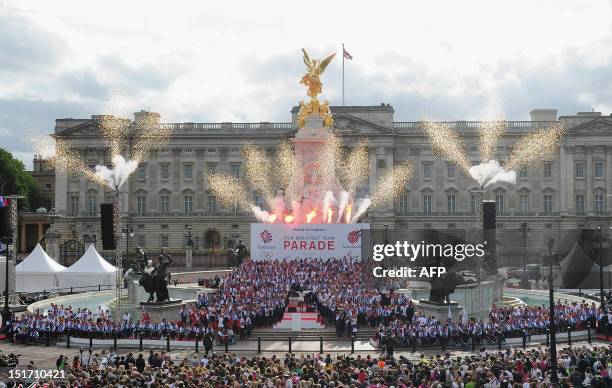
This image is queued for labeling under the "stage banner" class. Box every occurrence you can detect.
[250,223,370,261]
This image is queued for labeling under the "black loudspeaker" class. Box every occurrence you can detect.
[0,206,12,240]
[101,204,116,250]
[482,201,496,229]
[482,200,497,275]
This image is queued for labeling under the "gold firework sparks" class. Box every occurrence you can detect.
[341,138,370,192]
[243,143,275,203]
[504,122,566,171]
[478,100,506,163]
[98,115,130,157]
[317,132,343,190]
[131,112,173,162]
[207,172,253,209]
[46,137,108,186]
[420,120,471,173]
[275,140,299,201]
[370,161,414,208]
[478,119,506,162]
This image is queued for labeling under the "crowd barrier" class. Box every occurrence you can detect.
[56,326,599,355]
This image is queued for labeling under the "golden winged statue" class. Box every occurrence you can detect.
[297,49,336,128]
[300,49,336,99]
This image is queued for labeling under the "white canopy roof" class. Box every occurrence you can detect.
[16,243,66,273]
[64,245,117,273]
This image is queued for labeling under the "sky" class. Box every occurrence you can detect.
[1,0,612,168]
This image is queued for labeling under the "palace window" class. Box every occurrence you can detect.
[137,193,146,216]
[595,161,604,178]
[519,194,530,212]
[470,194,478,214]
[253,194,263,209]
[159,194,170,214]
[207,195,217,214]
[519,167,528,179]
[447,194,456,214]
[399,193,409,215]
[230,163,241,178]
[184,164,193,180]
[447,163,455,179]
[543,163,552,178]
[594,194,605,214]
[422,162,433,179]
[160,164,170,180]
[86,191,97,215]
[161,235,169,248]
[543,195,553,214]
[68,193,79,216]
[423,194,432,214]
[495,194,504,214]
[575,194,585,214]
[575,162,585,178]
[137,164,146,181]
[184,195,193,214]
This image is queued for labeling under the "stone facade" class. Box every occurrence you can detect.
[50,105,612,267]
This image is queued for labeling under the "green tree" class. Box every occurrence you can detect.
[0,148,42,209]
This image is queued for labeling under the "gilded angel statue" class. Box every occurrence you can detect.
[300,49,336,99]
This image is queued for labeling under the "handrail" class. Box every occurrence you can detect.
[393,121,557,130]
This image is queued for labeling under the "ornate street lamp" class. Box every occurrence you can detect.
[47,208,58,232]
[185,225,193,247]
[547,236,559,385]
[121,223,134,267]
[593,226,608,314]
[519,222,531,289]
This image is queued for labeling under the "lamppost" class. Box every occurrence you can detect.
[48,208,58,231]
[121,223,134,268]
[519,223,531,289]
[383,224,389,245]
[547,236,559,386]
[186,225,193,247]
[593,226,608,314]
[2,195,24,331]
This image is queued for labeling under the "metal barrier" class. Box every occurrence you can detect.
[61,329,592,353]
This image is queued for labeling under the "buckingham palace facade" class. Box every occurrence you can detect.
[50,105,612,267]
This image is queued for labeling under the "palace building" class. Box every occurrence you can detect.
[46,105,612,267]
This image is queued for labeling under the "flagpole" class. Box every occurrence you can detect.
[342,43,345,106]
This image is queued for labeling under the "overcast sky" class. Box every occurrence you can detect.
[2,0,612,168]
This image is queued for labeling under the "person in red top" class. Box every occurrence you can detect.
[357,368,368,384]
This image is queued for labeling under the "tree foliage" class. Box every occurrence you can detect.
[0,148,42,209]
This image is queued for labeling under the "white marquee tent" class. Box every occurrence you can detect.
[16,243,66,292]
[58,245,117,289]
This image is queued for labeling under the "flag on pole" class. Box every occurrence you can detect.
[343,47,353,60]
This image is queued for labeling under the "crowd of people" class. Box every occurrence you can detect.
[373,302,606,351]
[4,346,611,387]
[4,258,612,352]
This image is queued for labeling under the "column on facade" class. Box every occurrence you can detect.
[385,147,395,211]
[586,148,593,212]
[37,223,43,242]
[559,145,567,213]
[368,153,377,195]
[567,148,575,211]
[606,148,612,211]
